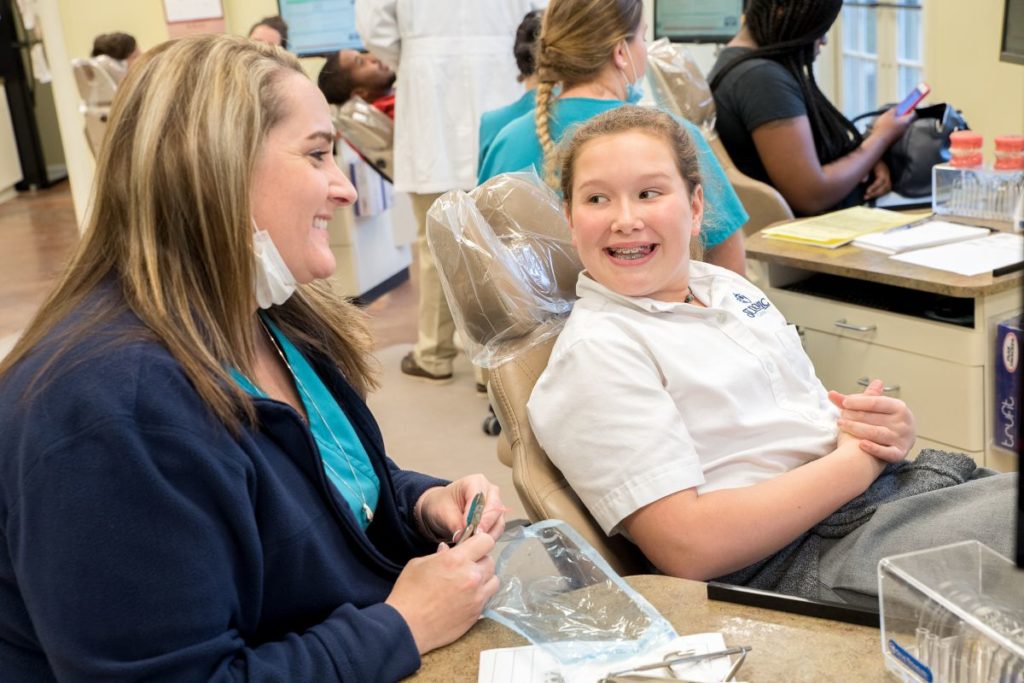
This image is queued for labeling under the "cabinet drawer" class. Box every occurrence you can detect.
[802,329,985,452]
[767,287,983,365]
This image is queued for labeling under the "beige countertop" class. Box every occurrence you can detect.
[745,225,1022,298]
[410,574,889,681]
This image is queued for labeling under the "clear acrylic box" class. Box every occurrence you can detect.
[879,540,1024,682]
[932,163,1024,225]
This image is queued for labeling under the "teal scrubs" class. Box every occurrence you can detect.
[478,89,536,174]
[477,97,749,249]
[232,317,380,530]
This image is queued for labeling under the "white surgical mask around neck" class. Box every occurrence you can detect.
[252,220,297,309]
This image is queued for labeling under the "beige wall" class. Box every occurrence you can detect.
[222,0,278,39]
[924,0,1024,142]
[57,0,169,61]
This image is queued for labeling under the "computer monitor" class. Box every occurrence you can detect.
[654,0,745,44]
[1002,0,1024,65]
[277,0,363,57]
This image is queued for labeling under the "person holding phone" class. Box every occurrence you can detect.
[708,0,915,216]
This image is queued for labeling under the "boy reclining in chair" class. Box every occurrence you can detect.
[318,49,396,118]
[527,106,1016,601]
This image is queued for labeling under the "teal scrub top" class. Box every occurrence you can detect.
[478,89,536,174]
[231,317,380,530]
[477,97,749,249]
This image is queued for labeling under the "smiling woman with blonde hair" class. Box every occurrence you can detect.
[0,34,506,681]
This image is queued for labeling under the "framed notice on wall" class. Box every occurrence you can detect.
[162,0,225,38]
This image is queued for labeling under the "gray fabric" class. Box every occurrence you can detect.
[714,450,1016,601]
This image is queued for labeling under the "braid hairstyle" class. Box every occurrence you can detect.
[709,0,861,164]
[534,0,643,187]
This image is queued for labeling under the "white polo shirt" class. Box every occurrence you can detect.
[527,262,839,535]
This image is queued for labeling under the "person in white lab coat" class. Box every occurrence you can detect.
[356,0,545,384]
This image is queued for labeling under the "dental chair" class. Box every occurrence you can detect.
[331,97,394,183]
[427,173,649,576]
[646,38,793,237]
[71,56,122,158]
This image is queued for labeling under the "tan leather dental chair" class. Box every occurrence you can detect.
[646,38,793,237]
[427,174,649,576]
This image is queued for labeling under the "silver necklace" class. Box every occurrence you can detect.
[257,319,375,524]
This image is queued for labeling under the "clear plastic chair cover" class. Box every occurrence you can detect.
[71,57,120,109]
[645,37,717,136]
[426,172,582,369]
[71,56,124,157]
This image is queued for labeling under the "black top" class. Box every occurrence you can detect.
[709,46,864,215]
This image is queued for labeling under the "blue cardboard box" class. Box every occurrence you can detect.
[995,316,1023,453]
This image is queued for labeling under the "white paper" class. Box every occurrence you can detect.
[478,633,731,683]
[891,232,1024,276]
[162,0,222,23]
[852,220,989,254]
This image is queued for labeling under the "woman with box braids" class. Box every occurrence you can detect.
[708,0,913,215]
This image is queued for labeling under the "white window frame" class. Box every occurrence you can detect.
[832,1,925,120]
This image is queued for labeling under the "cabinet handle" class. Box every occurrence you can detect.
[834,318,877,332]
[857,377,900,393]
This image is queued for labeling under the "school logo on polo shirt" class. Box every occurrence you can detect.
[733,291,771,318]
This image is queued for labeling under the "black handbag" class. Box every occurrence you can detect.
[852,103,969,198]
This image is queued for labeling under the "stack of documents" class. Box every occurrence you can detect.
[761,207,914,248]
[891,232,1024,277]
[851,220,990,254]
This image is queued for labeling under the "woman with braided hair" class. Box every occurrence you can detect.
[708,0,913,215]
[477,0,750,275]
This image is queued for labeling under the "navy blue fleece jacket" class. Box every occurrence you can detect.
[0,307,446,682]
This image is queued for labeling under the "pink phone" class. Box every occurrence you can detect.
[895,82,930,116]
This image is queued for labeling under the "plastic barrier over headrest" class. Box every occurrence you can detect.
[333,97,394,182]
[645,38,716,135]
[427,172,582,369]
[71,57,120,108]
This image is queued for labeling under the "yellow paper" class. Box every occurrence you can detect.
[761,207,914,248]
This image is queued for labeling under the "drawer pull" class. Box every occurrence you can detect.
[834,318,877,332]
[857,377,900,393]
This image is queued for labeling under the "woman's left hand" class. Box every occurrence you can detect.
[414,475,507,544]
[864,160,892,199]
